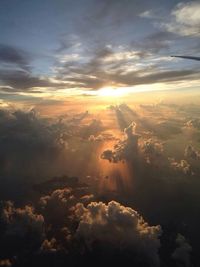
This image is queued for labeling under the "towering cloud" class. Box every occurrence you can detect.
[101,121,140,163]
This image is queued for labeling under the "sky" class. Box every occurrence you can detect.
[0,0,199,105]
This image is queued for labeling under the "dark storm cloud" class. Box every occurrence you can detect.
[0,44,30,70]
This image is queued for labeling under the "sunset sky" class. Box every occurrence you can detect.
[1,2,200,266]
[0,0,200,106]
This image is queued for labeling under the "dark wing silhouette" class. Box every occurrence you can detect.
[171,55,200,61]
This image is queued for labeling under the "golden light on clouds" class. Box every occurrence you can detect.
[97,86,129,97]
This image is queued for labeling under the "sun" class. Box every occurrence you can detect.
[97,86,128,97]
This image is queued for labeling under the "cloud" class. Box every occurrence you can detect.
[88,133,117,142]
[0,201,44,254]
[39,186,94,227]
[184,145,200,160]
[0,259,12,267]
[75,201,162,266]
[58,46,200,90]
[141,139,164,165]
[185,118,200,129]
[135,31,177,53]
[163,2,200,36]
[169,159,193,175]
[79,119,103,139]
[56,34,81,53]
[39,188,76,226]
[40,238,58,253]
[0,44,30,70]
[0,69,63,91]
[139,10,155,19]
[0,45,63,93]
[101,120,140,163]
[0,45,66,94]
[0,108,69,181]
[172,234,192,267]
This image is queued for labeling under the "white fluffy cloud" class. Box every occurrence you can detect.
[164,2,200,36]
[75,201,162,266]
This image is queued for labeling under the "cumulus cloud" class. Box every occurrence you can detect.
[142,139,163,156]
[172,234,192,267]
[0,259,12,267]
[141,139,164,164]
[40,238,58,253]
[79,119,103,139]
[88,133,117,142]
[39,186,94,227]
[0,201,44,254]
[184,145,200,160]
[75,201,162,266]
[39,188,76,226]
[169,159,193,176]
[0,108,69,179]
[101,121,140,163]
[185,118,200,129]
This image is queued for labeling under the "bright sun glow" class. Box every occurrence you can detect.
[82,83,173,99]
[97,87,128,97]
